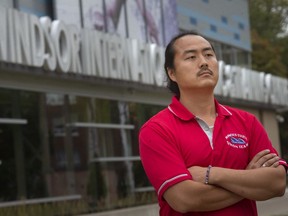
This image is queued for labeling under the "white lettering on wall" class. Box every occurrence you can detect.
[30,14,45,67]
[0,6,288,107]
[51,20,71,72]
[126,38,141,82]
[0,7,8,62]
[68,25,82,73]
[8,8,16,62]
[14,10,31,65]
[40,17,57,71]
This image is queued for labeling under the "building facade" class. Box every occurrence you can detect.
[0,0,287,215]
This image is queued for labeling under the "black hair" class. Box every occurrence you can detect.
[164,31,215,97]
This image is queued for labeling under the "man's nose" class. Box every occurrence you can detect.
[199,56,208,68]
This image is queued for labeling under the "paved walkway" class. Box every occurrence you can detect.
[257,188,288,216]
[81,188,288,216]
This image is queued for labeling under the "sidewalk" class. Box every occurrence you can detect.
[257,188,288,216]
[81,188,288,216]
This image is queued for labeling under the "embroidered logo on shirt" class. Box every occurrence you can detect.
[225,133,248,149]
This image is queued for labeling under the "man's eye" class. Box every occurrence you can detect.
[205,53,214,57]
[186,56,196,60]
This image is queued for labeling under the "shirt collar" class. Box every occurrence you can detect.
[168,96,232,121]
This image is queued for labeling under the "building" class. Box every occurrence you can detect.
[0,0,287,215]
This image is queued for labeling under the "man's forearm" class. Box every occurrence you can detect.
[164,180,242,213]
[188,182,243,211]
[209,166,286,201]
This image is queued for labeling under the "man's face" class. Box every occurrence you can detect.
[168,35,219,94]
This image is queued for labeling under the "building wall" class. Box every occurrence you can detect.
[0,0,287,215]
[262,111,281,154]
[177,0,251,51]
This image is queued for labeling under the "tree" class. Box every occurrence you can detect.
[251,30,286,76]
[249,0,288,77]
[249,0,288,162]
[276,36,288,78]
[250,0,288,41]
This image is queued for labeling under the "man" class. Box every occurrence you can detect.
[139,32,287,215]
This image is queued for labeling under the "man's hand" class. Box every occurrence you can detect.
[188,166,207,183]
[246,149,280,170]
[189,149,280,184]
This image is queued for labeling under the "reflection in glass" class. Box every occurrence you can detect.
[0,89,163,212]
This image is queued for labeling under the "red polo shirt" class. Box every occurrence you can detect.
[139,96,288,216]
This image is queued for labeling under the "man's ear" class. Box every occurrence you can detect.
[167,68,176,81]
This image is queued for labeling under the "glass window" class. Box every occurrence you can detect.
[221,44,234,65]
[18,0,53,17]
[51,96,163,211]
[0,89,163,214]
[0,89,43,202]
[238,22,245,30]
[234,33,240,40]
[210,38,250,68]
[210,24,217,32]
[189,17,197,25]
[221,16,227,24]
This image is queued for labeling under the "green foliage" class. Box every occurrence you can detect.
[249,0,288,77]
[249,0,288,162]
[249,0,288,41]
[276,36,288,78]
[251,30,287,76]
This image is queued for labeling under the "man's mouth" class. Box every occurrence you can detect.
[198,69,213,77]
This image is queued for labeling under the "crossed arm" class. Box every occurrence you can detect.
[163,149,287,213]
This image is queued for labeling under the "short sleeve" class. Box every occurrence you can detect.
[139,121,192,198]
